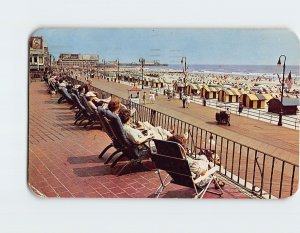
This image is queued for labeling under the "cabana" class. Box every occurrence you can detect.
[143,77,151,86]
[186,83,199,95]
[201,85,222,99]
[240,93,273,109]
[218,88,246,103]
[174,82,187,94]
[158,78,165,88]
[267,98,299,115]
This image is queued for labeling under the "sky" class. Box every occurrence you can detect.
[33,28,300,65]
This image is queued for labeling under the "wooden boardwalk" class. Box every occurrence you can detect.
[85,78,299,198]
[89,78,299,164]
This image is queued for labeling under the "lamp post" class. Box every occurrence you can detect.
[102,59,106,79]
[139,58,145,89]
[181,57,187,94]
[277,55,286,126]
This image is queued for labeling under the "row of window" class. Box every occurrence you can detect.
[29,56,44,64]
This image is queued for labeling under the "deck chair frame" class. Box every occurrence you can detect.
[151,139,223,198]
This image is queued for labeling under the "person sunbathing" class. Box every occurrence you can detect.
[168,134,208,176]
[85,92,111,111]
[167,134,225,187]
[118,108,175,145]
[107,97,136,116]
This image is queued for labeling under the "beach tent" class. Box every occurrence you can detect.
[267,97,299,115]
[218,88,246,103]
[241,93,273,109]
[143,77,151,86]
[201,85,222,99]
[174,82,187,94]
[186,83,199,95]
[158,78,165,88]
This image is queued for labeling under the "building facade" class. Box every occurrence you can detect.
[29,36,51,72]
[57,54,100,68]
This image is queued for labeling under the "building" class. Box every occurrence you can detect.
[267,98,300,115]
[57,53,100,68]
[240,93,273,109]
[218,88,247,103]
[29,36,51,72]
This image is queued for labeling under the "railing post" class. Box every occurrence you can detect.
[150,109,157,126]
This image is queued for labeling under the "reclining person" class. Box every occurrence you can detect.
[167,134,225,187]
[107,97,136,116]
[85,92,111,111]
[118,108,175,145]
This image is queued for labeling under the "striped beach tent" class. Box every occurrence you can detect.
[218,88,246,103]
[201,85,222,99]
[144,77,151,86]
[186,83,199,95]
[241,93,273,109]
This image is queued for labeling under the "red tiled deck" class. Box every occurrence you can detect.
[28,82,250,199]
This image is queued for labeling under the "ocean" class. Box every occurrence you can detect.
[146,64,300,77]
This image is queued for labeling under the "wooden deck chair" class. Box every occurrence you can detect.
[96,107,123,163]
[104,109,151,176]
[80,95,101,129]
[151,139,223,198]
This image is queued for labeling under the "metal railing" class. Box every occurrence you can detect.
[104,78,300,129]
[191,96,300,130]
[67,77,299,199]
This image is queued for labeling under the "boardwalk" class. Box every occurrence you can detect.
[78,78,299,198]
[28,82,250,198]
[88,78,299,164]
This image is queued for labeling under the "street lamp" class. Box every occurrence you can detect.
[102,59,106,79]
[181,57,187,94]
[139,58,145,89]
[277,55,286,126]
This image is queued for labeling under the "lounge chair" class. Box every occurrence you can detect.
[151,139,223,198]
[70,93,89,124]
[80,95,101,129]
[102,109,151,176]
[57,87,73,105]
[96,107,123,163]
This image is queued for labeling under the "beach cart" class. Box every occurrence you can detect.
[215,110,230,126]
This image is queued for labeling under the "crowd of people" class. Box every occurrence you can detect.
[45,72,224,188]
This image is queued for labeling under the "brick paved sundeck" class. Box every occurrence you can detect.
[28,82,251,199]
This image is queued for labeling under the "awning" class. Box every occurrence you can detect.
[197,84,203,89]
[205,86,220,92]
[190,83,198,90]
[262,94,273,100]
[247,94,259,101]
[256,94,267,100]
[230,88,243,96]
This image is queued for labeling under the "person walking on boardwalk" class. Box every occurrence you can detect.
[149,92,155,104]
[182,94,187,108]
[203,97,206,106]
[238,102,243,115]
[186,95,191,108]
[226,107,231,125]
[142,92,146,105]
